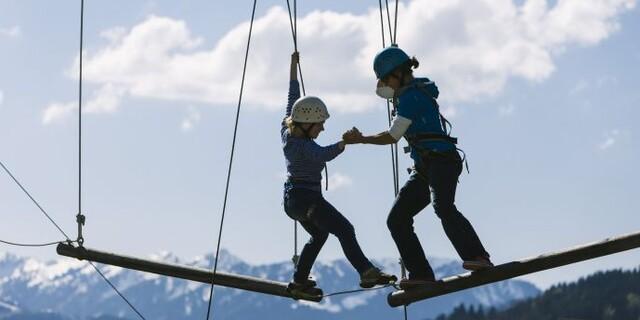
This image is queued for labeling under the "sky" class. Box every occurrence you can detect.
[1,0,639,290]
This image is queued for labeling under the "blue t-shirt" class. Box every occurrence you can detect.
[396,77,456,162]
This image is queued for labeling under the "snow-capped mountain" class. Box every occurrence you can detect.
[0,250,539,320]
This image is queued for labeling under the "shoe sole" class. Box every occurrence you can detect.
[287,287,323,300]
[360,276,398,289]
[462,262,493,271]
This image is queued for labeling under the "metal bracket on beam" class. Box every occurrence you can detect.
[56,243,322,302]
[388,230,640,307]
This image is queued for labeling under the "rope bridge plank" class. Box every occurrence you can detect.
[57,243,322,302]
[388,230,640,307]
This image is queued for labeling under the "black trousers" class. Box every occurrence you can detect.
[387,156,490,280]
[284,187,372,282]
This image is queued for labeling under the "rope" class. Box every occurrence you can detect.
[378,0,387,47]
[285,0,300,266]
[285,0,318,265]
[378,1,406,319]
[285,0,306,95]
[292,221,299,265]
[0,239,70,247]
[1,159,145,319]
[0,160,72,240]
[384,0,394,45]
[393,0,399,44]
[76,0,86,246]
[70,2,145,318]
[323,283,396,298]
[378,0,400,194]
[387,103,399,194]
[378,0,399,194]
[88,261,146,320]
[204,0,258,318]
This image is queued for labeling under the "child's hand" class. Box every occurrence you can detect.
[343,127,363,144]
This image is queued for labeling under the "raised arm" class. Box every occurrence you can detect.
[285,52,301,119]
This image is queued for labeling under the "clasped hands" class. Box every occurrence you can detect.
[342,127,364,144]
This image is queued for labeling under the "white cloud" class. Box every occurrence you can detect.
[0,26,21,38]
[42,102,77,125]
[83,83,126,113]
[0,90,4,106]
[598,129,620,150]
[86,83,127,114]
[55,0,635,117]
[181,106,201,131]
[324,172,353,192]
[42,84,126,124]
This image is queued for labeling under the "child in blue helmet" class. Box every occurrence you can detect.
[346,46,492,289]
[282,52,396,295]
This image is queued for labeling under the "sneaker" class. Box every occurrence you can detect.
[288,278,317,290]
[287,279,323,300]
[398,277,437,290]
[359,267,398,288]
[462,256,494,271]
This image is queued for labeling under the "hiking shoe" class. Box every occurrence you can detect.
[462,256,494,271]
[399,278,437,290]
[287,279,323,300]
[288,278,317,290]
[360,267,398,288]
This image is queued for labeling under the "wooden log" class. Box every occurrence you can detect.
[57,243,322,302]
[388,230,640,307]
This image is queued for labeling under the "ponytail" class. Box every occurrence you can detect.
[409,56,419,70]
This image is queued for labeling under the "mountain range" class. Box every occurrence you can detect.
[0,250,539,320]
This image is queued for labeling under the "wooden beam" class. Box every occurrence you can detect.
[388,230,640,307]
[57,243,322,302]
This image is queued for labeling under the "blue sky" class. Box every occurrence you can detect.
[1,0,639,289]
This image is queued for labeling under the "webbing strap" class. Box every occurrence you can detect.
[406,133,458,145]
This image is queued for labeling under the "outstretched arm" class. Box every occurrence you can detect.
[300,141,345,163]
[343,127,395,145]
[343,114,412,146]
[359,131,397,145]
[343,109,412,145]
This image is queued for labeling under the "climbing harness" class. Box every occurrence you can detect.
[396,81,470,173]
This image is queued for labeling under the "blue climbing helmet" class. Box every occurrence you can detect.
[373,46,410,79]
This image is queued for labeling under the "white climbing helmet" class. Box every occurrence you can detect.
[290,96,330,123]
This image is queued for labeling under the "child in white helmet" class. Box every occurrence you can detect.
[282,52,396,295]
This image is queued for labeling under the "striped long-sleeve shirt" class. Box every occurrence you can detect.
[281,80,343,191]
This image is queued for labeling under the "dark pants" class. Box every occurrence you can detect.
[284,187,372,282]
[387,155,489,280]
